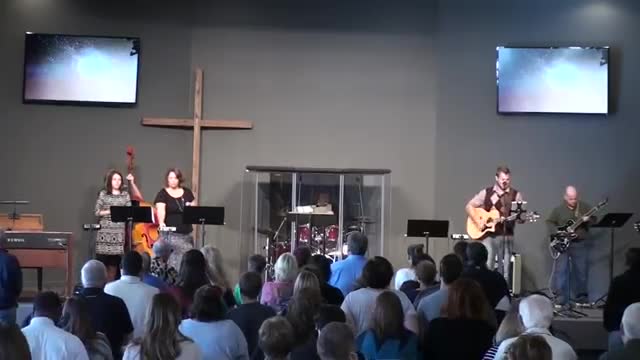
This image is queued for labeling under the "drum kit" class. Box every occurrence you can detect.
[259,211,376,266]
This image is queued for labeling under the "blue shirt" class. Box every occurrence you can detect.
[179,319,249,360]
[417,287,448,323]
[329,255,367,296]
[142,273,167,291]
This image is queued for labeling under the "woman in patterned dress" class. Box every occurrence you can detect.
[94,169,141,281]
[154,168,197,271]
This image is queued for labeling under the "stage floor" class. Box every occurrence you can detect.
[552,307,608,352]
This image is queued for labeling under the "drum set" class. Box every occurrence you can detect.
[260,213,375,267]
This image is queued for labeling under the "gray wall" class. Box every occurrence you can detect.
[0,0,194,286]
[1,0,639,294]
[434,0,640,297]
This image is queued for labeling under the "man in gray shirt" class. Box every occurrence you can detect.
[417,254,463,323]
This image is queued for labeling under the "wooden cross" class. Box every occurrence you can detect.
[142,68,252,243]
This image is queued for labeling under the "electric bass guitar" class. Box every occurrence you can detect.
[549,198,608,254]
[634,221,639,234]
[466,207,540,240]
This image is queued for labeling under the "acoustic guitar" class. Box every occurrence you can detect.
[466,207,540,240]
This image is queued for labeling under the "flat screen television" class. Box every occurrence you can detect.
[496,46,609,114]
[23,33,140,106]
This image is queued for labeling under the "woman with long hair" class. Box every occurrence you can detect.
[0,322,31,360]
[168,249,210,318]
[61,296,113,360]
[201,245,235,308]
[424,278,496,360]
[483,299,524,360]
[94,169,140,280]
[341,256,418,336]
[261,253,298,311]
[356,291,420,359]
[179,285,249,360]
[123,293,201,360]
[286,288,323,360]
[154,168,197,270]
[293,270,321,298]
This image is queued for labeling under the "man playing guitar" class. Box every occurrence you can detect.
[546,186,595,305]
[466,166,524,277]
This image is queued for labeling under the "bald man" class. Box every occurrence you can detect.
[547,186,595,306]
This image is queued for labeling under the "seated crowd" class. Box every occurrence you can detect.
[3,228,640,360]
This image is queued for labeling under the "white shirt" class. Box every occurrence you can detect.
[394,268,416,290]
[105,275,159,338]
[341,287,418,336]
[123,340,202,360]
[22,317,89,360]
[494,328,577,360]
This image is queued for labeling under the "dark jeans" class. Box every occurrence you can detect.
[553,240,588,303]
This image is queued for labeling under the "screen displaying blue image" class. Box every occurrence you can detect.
[23,33,140,105]
[497,46,608,114]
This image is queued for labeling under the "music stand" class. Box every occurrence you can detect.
[405,220,449,254]
[183,206,225,249]
[593,212,633,285]
[111,206,154,252]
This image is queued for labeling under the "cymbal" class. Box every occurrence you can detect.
[255,227,276,236]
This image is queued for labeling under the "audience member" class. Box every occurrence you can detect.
[0,228,22,325]
[61,296,113,360]
[600,302,640,360]
[494,294,577,360]
[417,253,463,323]
[201,245,236,308]
[105,251,159,339]
[307,255,344,306]
[341,256,418,336]
[259,316,295,360]
[168,249,210,317]
[462,242,511,323]
[330,232,369,296]
[140,252,166,290]
[453,240,469,264]
[399,259,439,306]
[228,272,277,360]
[506,334,552,360]
[80,260,133,360]
[318,322,358,360]
[179,285,249,360]
[261,253,298,311]
[604,248,640,350]
[357,291,421,359]
[149,240,178,285]
[423,278,496,360]
[315,304,346,331]
[394,244,434,290]
[124,293,201,360]
[0,321,31,360]
[22,291,89,360]
[483,299,524,360]
[294,246,312,268]
[287,288,323,360]
[294,270,322,297]
[234,254,267,305]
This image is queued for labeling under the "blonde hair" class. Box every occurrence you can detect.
[293,270,320,297]
[274,253,298,283]
[200,245,230,290]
